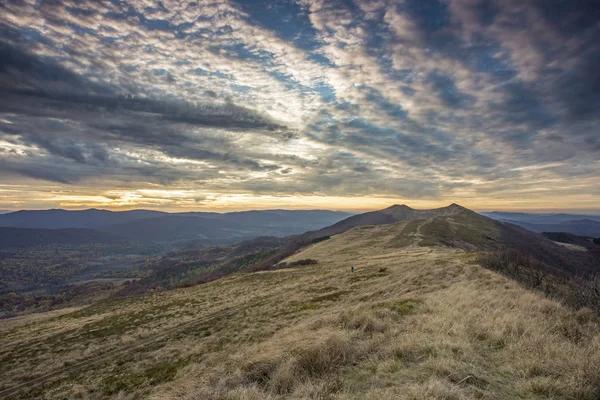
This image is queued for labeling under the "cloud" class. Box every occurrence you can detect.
[0,0,598,210]
[425,71,476,109]
[0,163,74,184]
[0,44,288,132]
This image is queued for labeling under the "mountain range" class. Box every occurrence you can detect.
[481,211,600,237]
[0,209,352,245]
[141,203,600,293]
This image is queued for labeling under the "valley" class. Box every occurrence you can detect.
[0,209,350,317]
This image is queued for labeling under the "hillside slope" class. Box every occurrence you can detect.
[299,204,599,276]
[307,203,466,238]
[3,225,600,399]
[113,236,288,296]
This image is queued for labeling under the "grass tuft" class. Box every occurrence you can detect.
[243,333,353,394]
[375,298,423,315]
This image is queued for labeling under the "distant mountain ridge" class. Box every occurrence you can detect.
[514,220,600,238]
[0,209,166,229]
[100,215,248,243]
[481,211,600,224]
[481,211,600,237]
[0,208,352,244]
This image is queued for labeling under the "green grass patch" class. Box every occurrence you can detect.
[288,301,320,311]
[101,360,185,395]
[489,336,508,351]
[376,298,423,315]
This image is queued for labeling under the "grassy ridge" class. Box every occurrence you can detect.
[3,207,600,398]
[3,242,600,399]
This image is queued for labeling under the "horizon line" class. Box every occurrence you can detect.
[1,205,600,215]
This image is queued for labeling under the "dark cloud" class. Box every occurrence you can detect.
[534,0,600,37]
[0,163,74,184]
[498,81,557,129]
[475,0,499,26]
[400,86,415,97]
[27,136,109,165]
[425,72,476,109]
[363,87,408,119]
[341,118,455,166]
[0,42,287,132]
[0,41,114,96]
[0,88,285,134]
[552,52,600,121]
[405,0,450,33]
[0,39,295,184]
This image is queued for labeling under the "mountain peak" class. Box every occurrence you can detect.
[442,203,468,211]
[384,204,413,211]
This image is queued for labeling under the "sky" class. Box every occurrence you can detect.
[0,0,599,213]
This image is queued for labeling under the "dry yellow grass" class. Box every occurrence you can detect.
[2,223,600,399]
